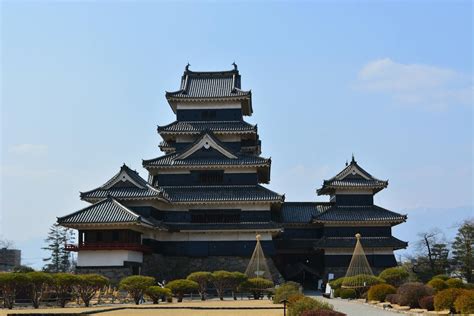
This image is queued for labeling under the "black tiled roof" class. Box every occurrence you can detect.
[280,202,332,223]
[165,68,250,99]
[158,121,256,134]
[159,185,284,203]
[314,236,408,250]
[312,205,406,224]
[102,164,149,188]
[165,222,282,231]
[143,152,270,168]
[317,158,388,195]
[58,197,153,226]
[81,187,164,202]
[80,164,164,202]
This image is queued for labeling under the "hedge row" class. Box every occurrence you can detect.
[0,270,275,309]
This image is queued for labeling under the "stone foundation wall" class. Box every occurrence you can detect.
[142,254,282,282]
[76,266,133,285]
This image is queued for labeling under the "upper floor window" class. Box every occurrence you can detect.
[201,110,217,120]
[199,171,223,185]
[191,210,241,223]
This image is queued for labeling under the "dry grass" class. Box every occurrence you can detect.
[0,299,283,316]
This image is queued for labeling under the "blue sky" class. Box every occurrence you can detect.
[1,1,472,268]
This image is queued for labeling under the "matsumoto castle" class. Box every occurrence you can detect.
[58,64,408,284]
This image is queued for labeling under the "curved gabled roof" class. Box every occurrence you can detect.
[158,120,257,135]
[80,164,167,203]
[144,131,270,168]
[58,196,154,226]
[317,157,388,195]
[165,65,252,115]
[159,185,284,204]
[312,205,407,224]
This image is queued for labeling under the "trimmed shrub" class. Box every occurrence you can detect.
[228,272,247,300]
[119,275,155,305]
[397,282,434,308]
[187,271,211,300]
[434,288,465,312]
[52,273,80,308]
[0,272,31,309]
[289,296,334,316]
[145,286,172,304]
[27,271,53,309]
[385,293,400,304]
[342,274,384,289]
[378,267,409,287]
[274,282,301,304]
[75,274,109,307]
[333,288,341,298]
[432,274,450,281]
[240,277,274,300]
[328,278,345,290]
[418,295,434,311]
[165,279,198,302]
[210,270,233,300]
[367,284,396,302]
[288,293,305,305]
[427,278,448,292]
[446,278,464,288]
[301,310,346,316]
[339,288,356,299]
[454,290,474,314]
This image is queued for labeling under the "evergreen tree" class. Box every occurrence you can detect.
[42,223,75,272]
[452,219,474,283]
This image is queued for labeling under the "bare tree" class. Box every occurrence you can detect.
[413,229,450,281]
[0,237,15,249]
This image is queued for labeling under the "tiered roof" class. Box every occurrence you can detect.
[58,196,155,228]
[317,156,388,195]
[312,205,407,224]
[165,64,252,115]
[314,236,407,250]
[80,164,166,203]
[279,202,331,223]
[145,131,271,181]
[160,185,284,204]
[158,121,257,135]
[280,202,406,225]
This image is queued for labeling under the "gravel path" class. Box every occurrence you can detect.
[306,292,399,316]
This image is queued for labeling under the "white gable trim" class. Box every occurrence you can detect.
[103,170,146,190]
[176,134,237,159]
[336,165,371,181]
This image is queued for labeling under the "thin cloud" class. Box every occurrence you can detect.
[8,144,48,155]
[355,58,473,110]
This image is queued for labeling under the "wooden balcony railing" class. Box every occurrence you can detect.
[65,242,152,253]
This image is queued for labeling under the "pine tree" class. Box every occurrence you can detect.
[42,223,75,272]
[452,219,474,283]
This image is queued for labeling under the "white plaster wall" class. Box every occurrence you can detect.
[77,250,143,267]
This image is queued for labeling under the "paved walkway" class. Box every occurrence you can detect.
[306,291,399,316]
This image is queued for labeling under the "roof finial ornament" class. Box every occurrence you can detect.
[345,160,348,166]
[232,62,238,71]
[185,63,190,71]
[351,153,356,163]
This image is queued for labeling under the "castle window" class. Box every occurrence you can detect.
[201,110,216,120]
[199,171,223,185]
[191,210,241,223]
